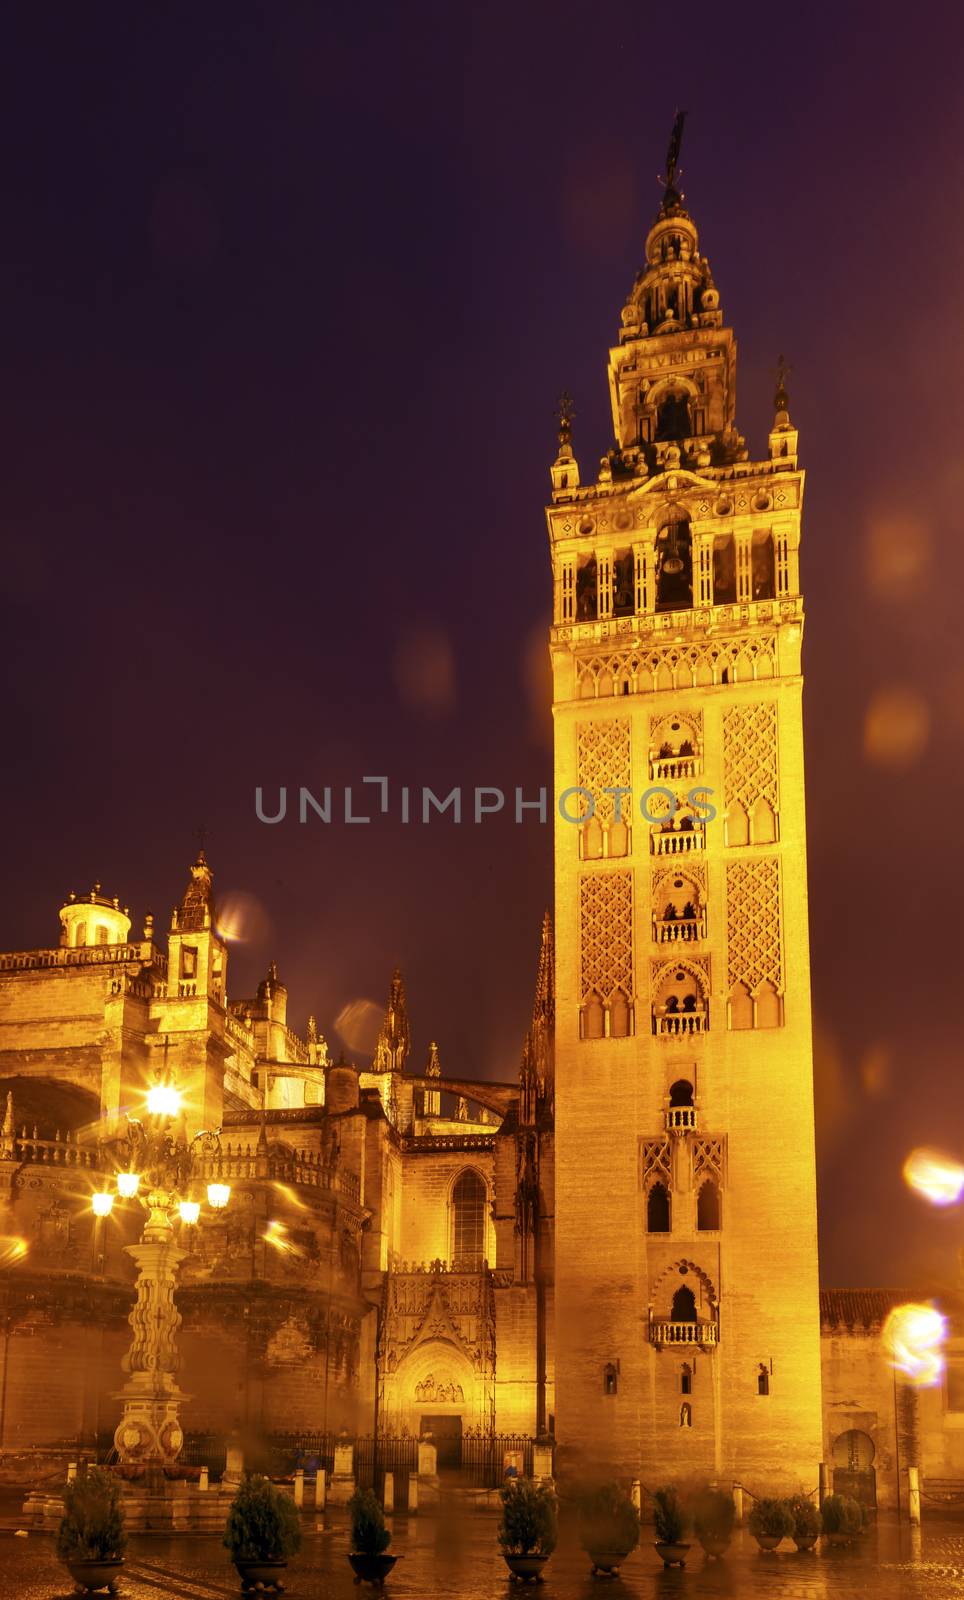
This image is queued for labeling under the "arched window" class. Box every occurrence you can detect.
[669,1079,694,1108]
[95,924,110,945]
[74,921,87,947]
[751,533,775,600]
[756,980,782,1029]
[726,799,749,847]
[757,1364,770,1395]
[697,1179,721,1231]
[655,391,692,441]
[729,982,753,1031]
[609,990,631,1039]
[671,1284,697,1322]
[655,519,693,614]
[647,1182,671,1233]
[452,1170,486,1266]
[576,555,598,621]
[750,795,777,844]
[680,1363,693,1395]
[603,1363,618,1395]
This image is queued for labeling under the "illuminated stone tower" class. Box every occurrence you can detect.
[549,135,822,1488]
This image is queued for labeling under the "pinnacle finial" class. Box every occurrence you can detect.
[775,353,792,415]
[556,390,575,454]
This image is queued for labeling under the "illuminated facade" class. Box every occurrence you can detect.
[548,171,823,1487]
[0,860,552,1471]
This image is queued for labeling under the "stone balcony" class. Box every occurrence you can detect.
[651,827,704,856]
[651,755,699,782]
[665,1107,697,1134]
[653,915,705,944]
[650,1319,718,1348]
[655,1010,707,1037]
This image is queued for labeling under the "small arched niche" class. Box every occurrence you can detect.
[696,1178,721,1231]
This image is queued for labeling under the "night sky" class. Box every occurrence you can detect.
[2,4,964,1288]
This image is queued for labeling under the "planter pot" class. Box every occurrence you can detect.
[822,1532,851,1547]
[233,1558,288,1592]
[586,1547,634,1576]
[793,1534,818,1552]
[697,1534,731,1558]
[655,1541,690,1568]
[348,1552,398,1586]
[64,1558,125,1594]
[502,1553,549,1583]
[752,1532,784,1551]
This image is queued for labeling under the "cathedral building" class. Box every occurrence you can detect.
[1,145,963,1513]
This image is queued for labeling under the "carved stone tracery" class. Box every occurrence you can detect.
[580,872,634,1003]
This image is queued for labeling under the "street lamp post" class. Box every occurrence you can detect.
[90,1084,231,1473]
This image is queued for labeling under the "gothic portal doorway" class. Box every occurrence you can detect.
[421,1413,463,1470]
[832,1428,877,1512]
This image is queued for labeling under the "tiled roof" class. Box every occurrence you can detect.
[820,1288,918,1330]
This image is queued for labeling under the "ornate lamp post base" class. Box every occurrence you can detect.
[113,1227,189,1469]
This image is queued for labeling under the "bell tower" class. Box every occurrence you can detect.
[549,123,821,1489]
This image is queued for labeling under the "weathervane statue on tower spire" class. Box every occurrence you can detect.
[659,108,688,210]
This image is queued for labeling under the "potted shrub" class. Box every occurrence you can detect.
[577,1481,640,1576]
[747,1496,794,1551]
[347,1486,397,1585]
[653,1485,690,1568]
[223,1473,301,1592]
[56,1465,127,1594]
[693,1486,735,1558]
[786,1493,820,1551]
[820,1492,862,1546]
[498,1476,558,1582]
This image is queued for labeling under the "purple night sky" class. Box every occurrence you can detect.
[2,3,964,1287]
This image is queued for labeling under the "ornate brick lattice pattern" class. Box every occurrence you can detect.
[640,1139,672,1187]
[726,858,783,992]
[580,871,633,1002]
[722,702,778,811]
[577,718,631,821]
[692,1137,726,1183]
[575,633,776,697]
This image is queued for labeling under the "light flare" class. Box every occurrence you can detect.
[206,1182,230,1210]
[116,1172,141,1199]
[179,1200,201,1224]
[903,1147,964,1207]
[0,1235,29,1265]
[147,1084,182,1119]
[91,1191,114,1217]
[882,1302,947,1387]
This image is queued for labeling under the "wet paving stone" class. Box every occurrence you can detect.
[5,1514,964,1600]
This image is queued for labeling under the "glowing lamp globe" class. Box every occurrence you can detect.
[207,1182,231,1210]
[116,1172,141,1199]
[147,1084,182,1118]
[91,1191,114,1217]
[179,1200,201,1224]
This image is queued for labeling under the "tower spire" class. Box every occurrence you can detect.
[658,108,688,214]
[373,967,411,1073]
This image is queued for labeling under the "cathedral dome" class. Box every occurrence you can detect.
[59,884,131,949]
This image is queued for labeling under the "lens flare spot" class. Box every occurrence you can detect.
[392,626,456,716]
[0,1235,28,1265]
[863,687,930,771]
[903,1147,964,1207]
[882,1302,947,1386]
[864,514,932,599]
[216,891,271,946]
[335,998,383,1056]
